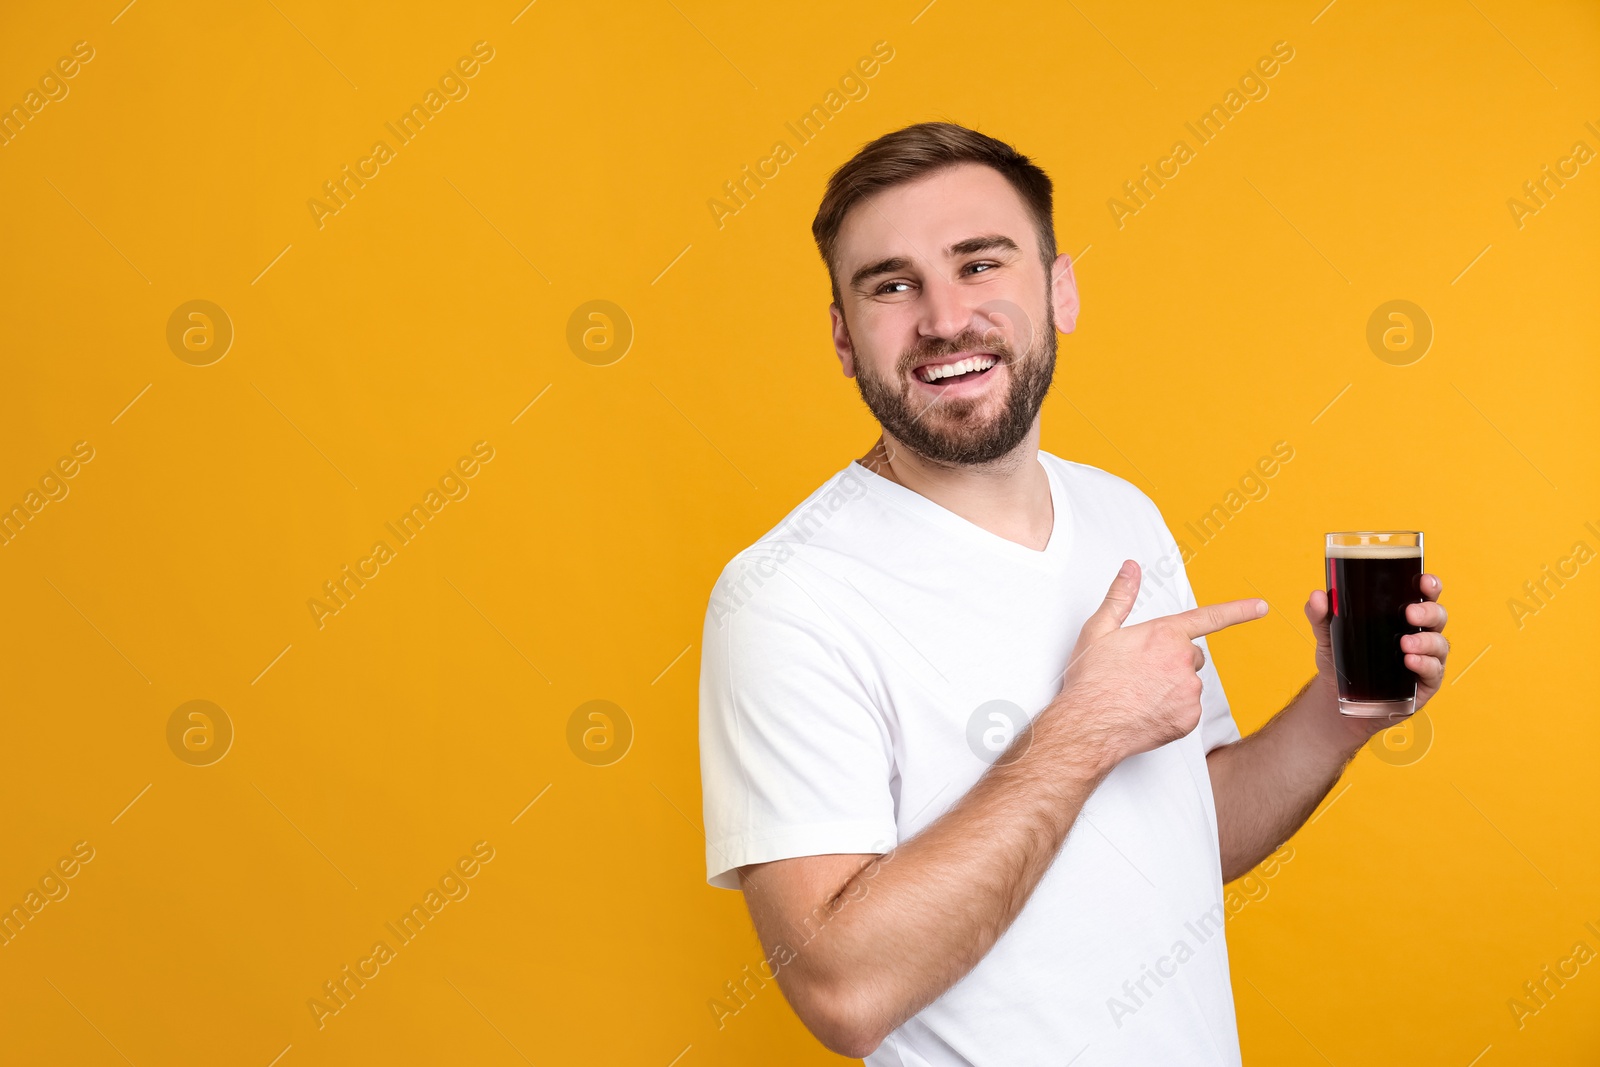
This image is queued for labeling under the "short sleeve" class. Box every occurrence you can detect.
[697,554,899,890]
[1165,547,1243,754]
[1126,492,1243,755]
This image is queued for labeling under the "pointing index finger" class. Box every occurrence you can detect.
[1173,597,1269,639]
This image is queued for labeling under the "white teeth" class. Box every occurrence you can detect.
[917,355,998,383]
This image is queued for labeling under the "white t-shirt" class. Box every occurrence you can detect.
[697,450,1244,1067]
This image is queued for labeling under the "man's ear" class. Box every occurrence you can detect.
[1051,252,1080,334]
[830,303,856,378]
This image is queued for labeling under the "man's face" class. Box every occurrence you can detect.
[829,162,1078,467]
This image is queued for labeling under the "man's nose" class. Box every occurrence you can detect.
[915,271,975,344]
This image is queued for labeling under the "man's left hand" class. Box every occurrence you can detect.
[1303,573,1450,738]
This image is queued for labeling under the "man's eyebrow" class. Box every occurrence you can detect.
[848,234,1021,291]
[947,233,1019,257]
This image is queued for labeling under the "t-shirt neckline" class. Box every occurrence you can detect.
[848,451,1069,567]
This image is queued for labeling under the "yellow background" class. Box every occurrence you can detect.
[1,0,1596,1063]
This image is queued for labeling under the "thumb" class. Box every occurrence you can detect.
[1081,560,1142,642]
[1305,588,1334,657]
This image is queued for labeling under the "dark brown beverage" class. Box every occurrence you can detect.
[1325,533,1424,717]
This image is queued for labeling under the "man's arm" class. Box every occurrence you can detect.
[738,706,1109,1058]
[734,561,1266,1057]
[1205,671,1365,883]
[1206,575,1450,883]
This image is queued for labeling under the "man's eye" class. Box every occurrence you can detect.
[874,263,995,294]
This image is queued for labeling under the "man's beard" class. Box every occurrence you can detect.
[851,298,1057,467]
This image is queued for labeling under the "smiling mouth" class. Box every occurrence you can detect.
[913,353,1001,385]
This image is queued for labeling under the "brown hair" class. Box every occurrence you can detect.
[811,121,1057,308]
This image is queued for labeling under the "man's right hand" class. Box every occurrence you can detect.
[1050,559,1267,772]
[731,557,1260,1059]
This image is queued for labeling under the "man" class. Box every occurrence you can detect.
[696,122,1449,1065]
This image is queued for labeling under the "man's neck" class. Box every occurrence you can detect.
[857,428,1054,552]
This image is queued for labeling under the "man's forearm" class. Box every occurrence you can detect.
[773,704,1112,1053]
[1206,675,1369,882]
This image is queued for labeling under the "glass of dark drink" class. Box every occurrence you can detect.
[1325,531,1425,718]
